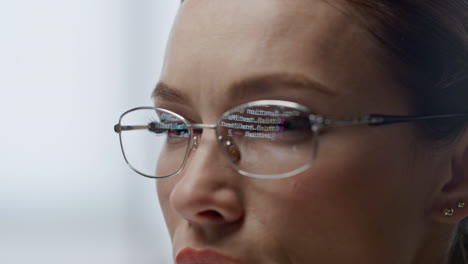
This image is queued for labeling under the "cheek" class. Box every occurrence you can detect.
[245,128,425,261]
[308,126,420,204]
[317,134,420,229]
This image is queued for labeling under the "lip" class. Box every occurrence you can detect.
[176,247,243,264]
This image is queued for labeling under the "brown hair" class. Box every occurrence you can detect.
[342,0,468,141]
[338,0,468,263]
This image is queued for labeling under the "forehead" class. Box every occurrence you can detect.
[160,0,407,117]
[164,0,361,79]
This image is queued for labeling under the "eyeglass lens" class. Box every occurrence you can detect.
[217,104,316,176]
[120,108,191,177]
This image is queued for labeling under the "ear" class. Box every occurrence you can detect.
[430,127,468,224]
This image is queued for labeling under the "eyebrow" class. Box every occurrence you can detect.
[152,82,188,105]
[228,73,335,101]
[152,73,335,105]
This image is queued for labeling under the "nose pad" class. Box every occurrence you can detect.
[192,135,200,150]
[218,136,241,163]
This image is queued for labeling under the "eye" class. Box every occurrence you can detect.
[148,116,190,144]
[219,106,313,144]
[148,121,166,134]
[274,116,312,142]
[166,124,190,145]
[167,125,190,138]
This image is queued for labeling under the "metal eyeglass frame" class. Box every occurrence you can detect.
[114,100,468,179]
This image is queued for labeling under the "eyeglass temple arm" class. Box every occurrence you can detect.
[315,113,468,128]
[113,123,214,133]
[369,113,468,126]
[114,124,150,133]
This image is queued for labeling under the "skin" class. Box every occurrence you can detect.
[155,0,468,263]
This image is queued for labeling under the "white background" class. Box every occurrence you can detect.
[0,1,179,263]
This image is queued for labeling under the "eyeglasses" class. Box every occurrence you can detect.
[114,100,468,179]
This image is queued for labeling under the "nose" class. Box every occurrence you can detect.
[169,131,244,228]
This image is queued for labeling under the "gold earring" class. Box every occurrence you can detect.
[458,201,465,208]
[444,208,455,217]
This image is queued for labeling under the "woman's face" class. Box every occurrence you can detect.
[155,0,446,263]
